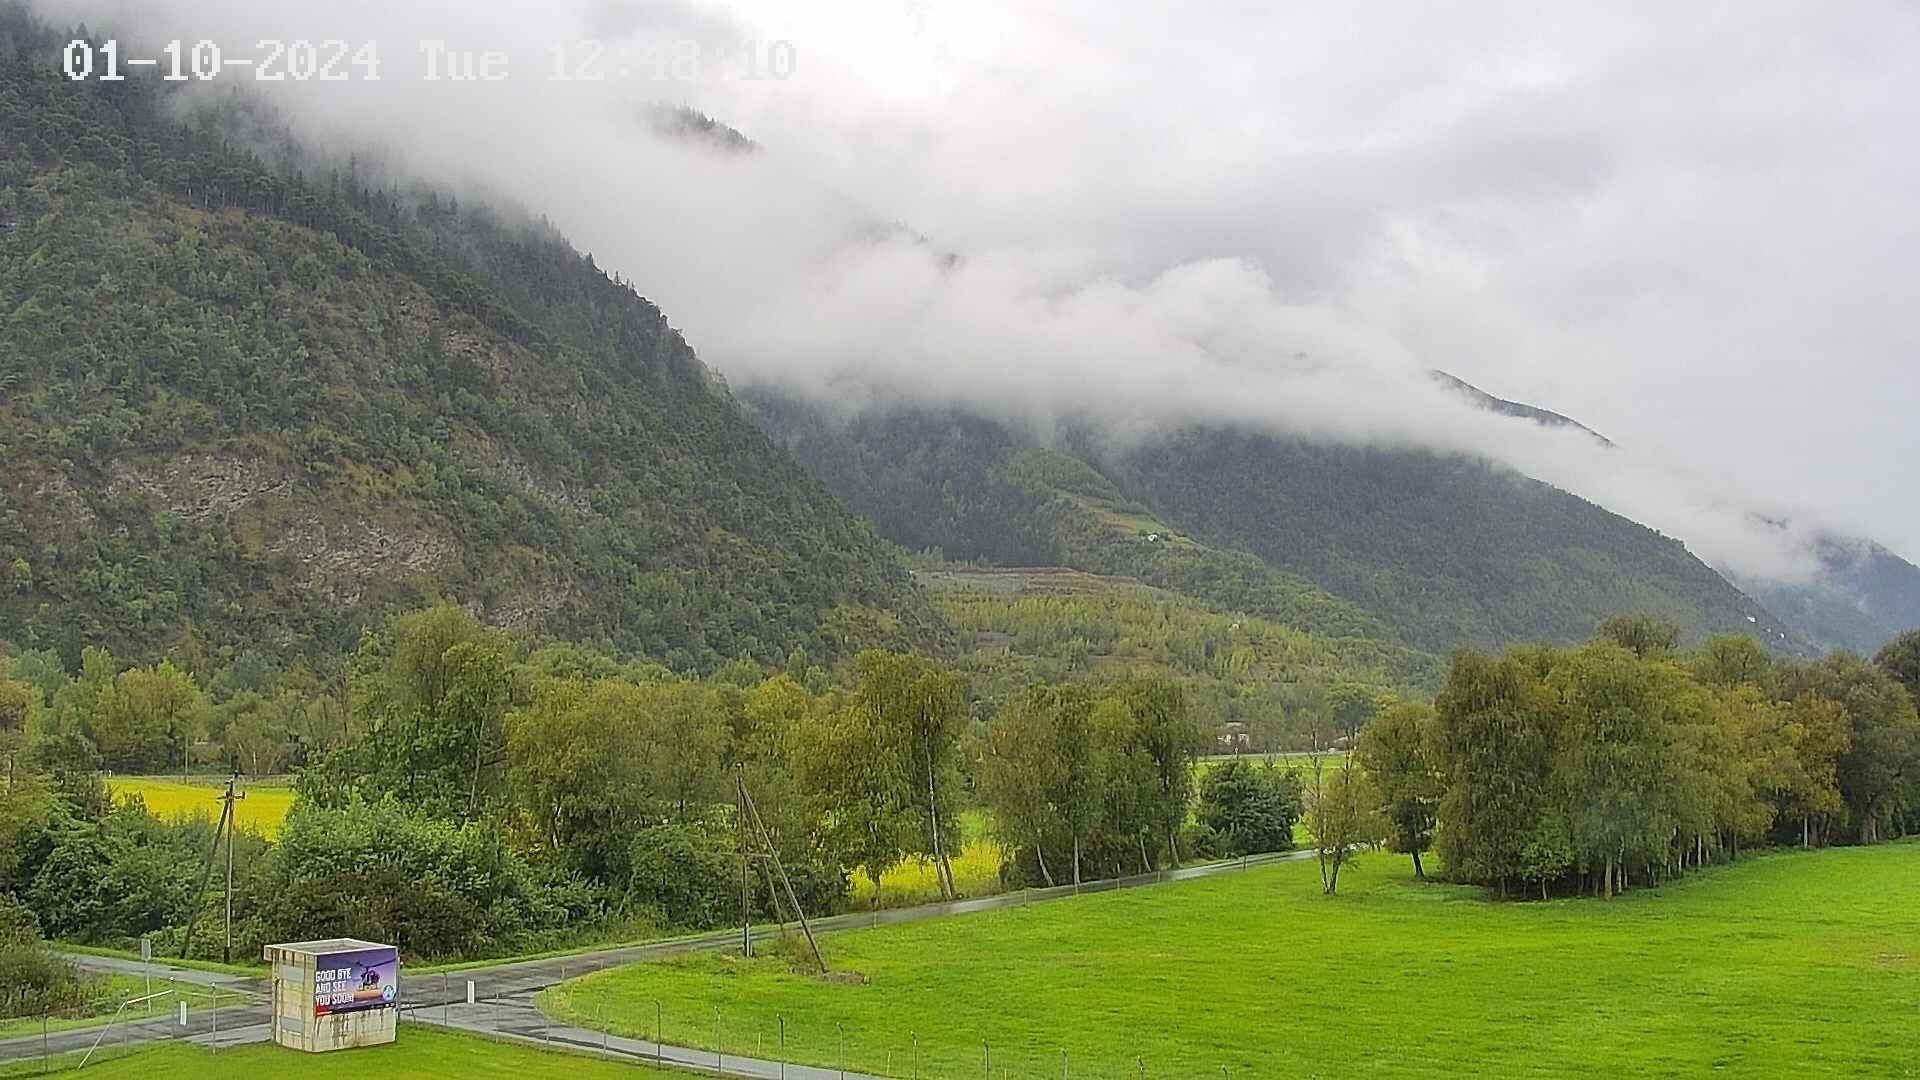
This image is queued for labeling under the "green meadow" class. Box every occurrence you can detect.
[544,842,1920,1079]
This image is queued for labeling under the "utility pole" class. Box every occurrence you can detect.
[739,784,752,958]
[223,776,241,965]
[180,776,243,962]
[735,769,826,973]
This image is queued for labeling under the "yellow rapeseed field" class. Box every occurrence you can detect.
[106,777,297,839]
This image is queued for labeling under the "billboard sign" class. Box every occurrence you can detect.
[313,947,399,1016]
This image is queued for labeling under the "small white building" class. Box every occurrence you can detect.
[264,938,400,1053]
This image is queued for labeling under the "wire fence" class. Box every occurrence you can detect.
[0,983,256,1077]
[396,969,1260,1080]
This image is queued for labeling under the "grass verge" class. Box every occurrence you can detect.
[0,1025,682,1078]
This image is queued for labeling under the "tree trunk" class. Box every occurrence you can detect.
[1603,855,1614,900]
[1033,832,1055,888]
[1138,833,1152,874]
[1072,834,1082,889]
[1411,849,1426,881]
[925,741,955,902]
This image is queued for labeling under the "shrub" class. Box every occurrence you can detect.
[626,823,738,931]
[257,798,595,960]
[0,896,107,1018]
[1196,761,1303,857]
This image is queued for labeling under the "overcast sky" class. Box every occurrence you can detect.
[39,0,1920,571]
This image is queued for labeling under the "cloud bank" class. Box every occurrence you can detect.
[34,0,1920,584]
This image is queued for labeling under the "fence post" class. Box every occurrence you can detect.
[443,973,450,1027]
[42,1009,49,1075]
[912,1032,919,1079]
[838,1022,846,1079]
[1063,1050,1069,1079]
[715,1007,722,1071]
[984,1041,991,1079]
[211,988,218,1052]
[656,1000,664,1064]
[779,1015,786,1080]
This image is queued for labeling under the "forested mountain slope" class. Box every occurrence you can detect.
[1114,428,1798,652]
[748,392,1804,655]
[0,17,939,670]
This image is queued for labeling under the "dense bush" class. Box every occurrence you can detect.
[1195,760,1303,857]
[626,823,741,931]
[0,896,107,1018]
[25,800,210,945]
[256,799,598,960]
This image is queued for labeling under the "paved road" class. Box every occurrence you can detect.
[6,848,1315,1074]
[49,952,263,991]
[0,990,269,1069]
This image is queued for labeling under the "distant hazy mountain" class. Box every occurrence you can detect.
[1437,374,1920,654]
[1734,536,1920,655]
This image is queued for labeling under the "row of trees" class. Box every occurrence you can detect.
[1352,621,1920,898]
[0,600,1296,961]
[2,644,345,776]
[6,606,1917,974]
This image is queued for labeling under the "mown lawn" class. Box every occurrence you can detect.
[544,841,1920,1079]
[0,1026,679,1078]
[105,778,295,839]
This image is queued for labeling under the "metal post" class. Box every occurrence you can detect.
[984,1041,991,1079]
[838,1022,846,1078]
[211,988,218,1052]
[715,1007,722,1071]
[656,1000,664,1064]
[1063,1050,1069,1079]
[912,1032,919,1079]
[443,973,449,1026]
[779,1015,786,1080]
[223,778,235,965]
